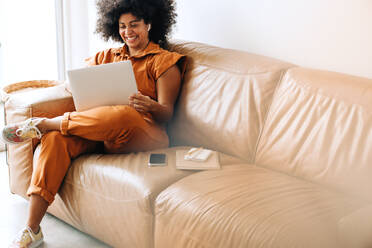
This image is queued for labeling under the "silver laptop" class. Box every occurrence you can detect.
[67,60,138,111]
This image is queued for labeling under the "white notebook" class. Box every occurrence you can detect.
[176,149,220,170]
[67,60,138,111]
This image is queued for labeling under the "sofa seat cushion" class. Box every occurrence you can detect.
[33,146,192,248]
[155,164,366,248]
[35,146,243,248]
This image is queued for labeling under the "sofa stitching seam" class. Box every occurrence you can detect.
[252,67,295,164]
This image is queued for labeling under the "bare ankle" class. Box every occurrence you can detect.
[36,118,50,133]
[47,116,63,131]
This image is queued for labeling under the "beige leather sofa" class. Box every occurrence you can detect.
[3,40,372,248]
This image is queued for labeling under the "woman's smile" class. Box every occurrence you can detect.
[119,13,150,55]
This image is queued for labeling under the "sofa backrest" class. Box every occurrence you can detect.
[168,40,294,162]
[256,67,372,200]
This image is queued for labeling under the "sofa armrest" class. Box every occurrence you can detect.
[3,83,74,198]
[4,83,74,121]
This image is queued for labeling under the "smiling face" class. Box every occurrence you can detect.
[119,13,151,55]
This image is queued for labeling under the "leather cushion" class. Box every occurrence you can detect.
[256,68,372,200]
[155,164,365,248]
[168,40,295,162]
[43,146,243,248]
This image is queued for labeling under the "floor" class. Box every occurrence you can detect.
[0,151,111,248]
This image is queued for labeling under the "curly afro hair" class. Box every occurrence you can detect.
[95,0,177,49]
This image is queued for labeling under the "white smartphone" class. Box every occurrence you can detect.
[148,153,167,167]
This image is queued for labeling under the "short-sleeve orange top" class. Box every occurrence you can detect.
[86,41,186,103]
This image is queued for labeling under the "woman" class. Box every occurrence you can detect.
[5,0,185,247]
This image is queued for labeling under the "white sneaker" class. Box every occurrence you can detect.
[9,226,44,248]
[1,118,46,144]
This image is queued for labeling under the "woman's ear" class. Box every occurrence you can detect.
[147,24,151,31]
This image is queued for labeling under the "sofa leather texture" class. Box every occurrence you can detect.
[168,41,294,162]
[256,67,372,200]
[43,146,196,247]
[39,144,244,247]
[338,205,372,248]
[155,165,363,248]
[4,40,372,248]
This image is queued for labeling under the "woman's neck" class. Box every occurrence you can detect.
[128,40,150,56]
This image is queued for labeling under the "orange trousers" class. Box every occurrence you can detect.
[26,105,169,205]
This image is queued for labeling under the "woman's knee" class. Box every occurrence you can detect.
[98,105,143,126]
[40,131,74,153]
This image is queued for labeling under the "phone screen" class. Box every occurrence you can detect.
[148,153,167,166]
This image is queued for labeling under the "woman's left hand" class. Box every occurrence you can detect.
[129,92,156,114]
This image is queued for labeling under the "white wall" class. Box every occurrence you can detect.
[173,0,372,79]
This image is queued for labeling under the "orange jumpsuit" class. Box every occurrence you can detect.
[27,42,186,204]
